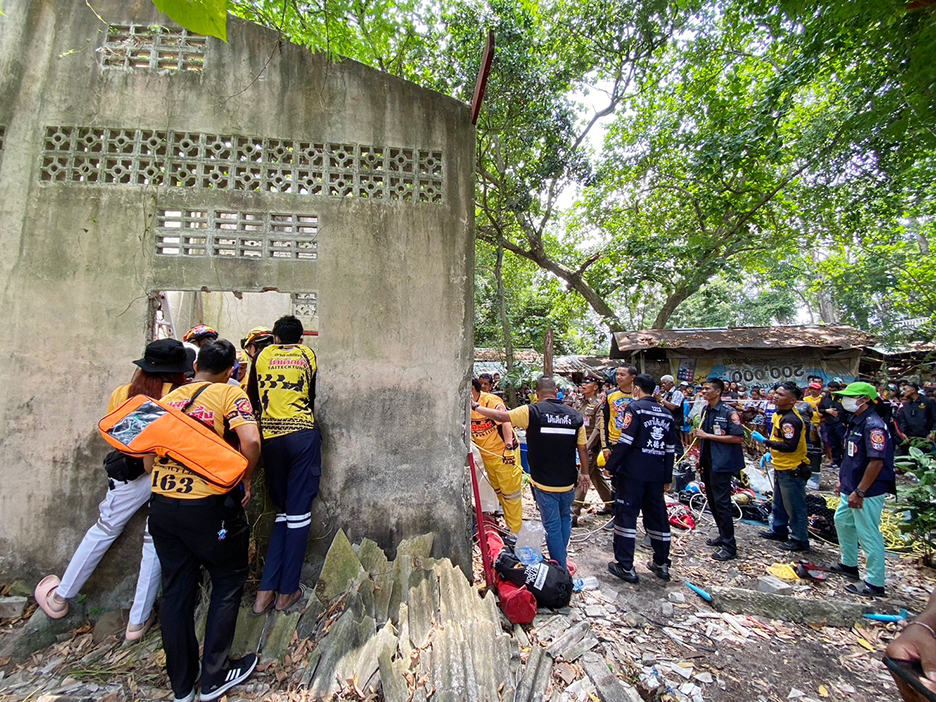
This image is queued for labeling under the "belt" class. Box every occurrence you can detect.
[151,493,231,508]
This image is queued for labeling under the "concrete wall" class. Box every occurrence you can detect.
[0,0,474,607]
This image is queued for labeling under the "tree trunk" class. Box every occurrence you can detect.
[816,285,838,324]
[652,286,696,329]
[495,246,518,406]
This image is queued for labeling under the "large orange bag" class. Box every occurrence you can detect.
[97,388,247,492]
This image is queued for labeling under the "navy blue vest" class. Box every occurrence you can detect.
[526,399,584,488]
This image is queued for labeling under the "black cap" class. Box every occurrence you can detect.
[133,339,195,374]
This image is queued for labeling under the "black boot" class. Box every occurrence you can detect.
[647,561,671,581]
[608,561,639,583]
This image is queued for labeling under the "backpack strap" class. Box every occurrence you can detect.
[180,383,212,414]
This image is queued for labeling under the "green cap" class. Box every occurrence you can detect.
[833,381,878,401]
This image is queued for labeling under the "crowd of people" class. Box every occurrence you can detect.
[471,366,936,598]
[33,317,320,702]
[23,340,936,700]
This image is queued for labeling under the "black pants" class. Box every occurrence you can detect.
[149,493,249,698]
[612,477,670,570]
[701,465,737,555]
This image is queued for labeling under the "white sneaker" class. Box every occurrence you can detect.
[199,653,257,701]
[173,690,195,702]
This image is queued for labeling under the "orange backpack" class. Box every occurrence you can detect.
[98,384,247,492]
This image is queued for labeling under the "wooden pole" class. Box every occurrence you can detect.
[470,30,495,125]
[544,326,554,377]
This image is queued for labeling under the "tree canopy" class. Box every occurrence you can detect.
[155,0,936,353]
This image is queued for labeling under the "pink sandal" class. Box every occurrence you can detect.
[34,575,69,619]
[125,611,156,642]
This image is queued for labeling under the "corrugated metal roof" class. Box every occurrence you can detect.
[611,324,874,354]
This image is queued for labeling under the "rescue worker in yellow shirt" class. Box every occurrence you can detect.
[471,378,523,534]
[601,365,638,455]
[247,316,321,615]
[147,339,262,702]
[752,381,811,553]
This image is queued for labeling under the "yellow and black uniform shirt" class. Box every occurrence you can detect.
[602,389,633,448]
[471,392,509,457]
[765,407,807,470]
[252,344,317,440]
[150,382,257,499]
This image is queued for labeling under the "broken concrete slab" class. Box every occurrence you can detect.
[407,569,439,650]
[378,642,410,702]
[388,555,417,623]
[260,610,302,662]
[546,621,590,659]
[373,569,394,625]
[0,596,27,619]
[562,635,599,662]
[308,609,377,699]
[396,532,434,559]
[709,586,874,626]
[295,596,326,642]
[315,529,366,605]
[358,537,390,574]
[1,605,87,661]
[354,574,377,621]
[533,613,573,643]
[668,592,686,604]
[516,645,553,702]
[92,610,124,643]
[231,606,269,657]
[581,651,643,702]
[757,575,794,596]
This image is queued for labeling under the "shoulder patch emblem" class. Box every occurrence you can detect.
[782,423,795,439]
[731,412,741,425]
[621,412,633,429]
[869,428,886,451]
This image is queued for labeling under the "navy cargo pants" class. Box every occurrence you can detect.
[612,477,671,570]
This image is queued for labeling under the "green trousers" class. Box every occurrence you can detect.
[834,493,886,588]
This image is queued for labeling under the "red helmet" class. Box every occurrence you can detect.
[183,325,218,343]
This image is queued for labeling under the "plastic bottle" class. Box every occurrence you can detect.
[572,576,600,592]
[515,522,545,565]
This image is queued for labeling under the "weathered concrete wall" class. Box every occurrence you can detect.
[0,0,474,608]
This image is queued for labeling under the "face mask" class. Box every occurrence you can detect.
[841,396,862,413]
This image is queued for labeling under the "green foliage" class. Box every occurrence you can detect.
[896,447,936,559]
[153,0,227,40]
[171,0,936,347]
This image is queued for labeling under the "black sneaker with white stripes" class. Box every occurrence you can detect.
[199,654,257,701]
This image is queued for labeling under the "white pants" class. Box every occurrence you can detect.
[57,474,160,626]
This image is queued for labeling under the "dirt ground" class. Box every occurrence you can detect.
[559,468,935,702]
[1,463,933,701]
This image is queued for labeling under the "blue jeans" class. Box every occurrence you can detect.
[770,469,809,544]
[532,487,575,570]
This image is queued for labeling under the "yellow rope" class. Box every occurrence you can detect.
[820,494,926,555]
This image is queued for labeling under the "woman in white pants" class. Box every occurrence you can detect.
[34,339,193,640]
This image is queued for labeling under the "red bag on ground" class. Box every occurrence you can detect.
[486,531,537,625]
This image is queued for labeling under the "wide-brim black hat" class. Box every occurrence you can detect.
[133,339,195,374]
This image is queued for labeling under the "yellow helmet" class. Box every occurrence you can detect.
[240,327,273,349]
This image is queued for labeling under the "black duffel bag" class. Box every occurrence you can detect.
[494,549,574,609]
[103,449,146,483]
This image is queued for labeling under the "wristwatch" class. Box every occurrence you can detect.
[855,488,867,498]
